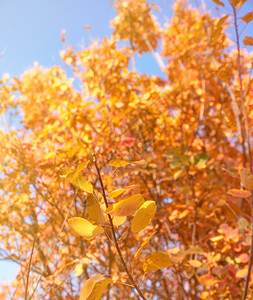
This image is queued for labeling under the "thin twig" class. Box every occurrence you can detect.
[92,151,147,300]
[25,234,37,300]
[229,2,253,299]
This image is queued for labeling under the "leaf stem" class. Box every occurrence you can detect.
[92,152,147,300]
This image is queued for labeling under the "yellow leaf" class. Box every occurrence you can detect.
[112,216,127,227]
[106,194,145,217]
[109,158,133,167]
[143,251,171,272]
[236,267,248,279]
[87,278,112,300]
[79,275,104,300]
[68,173,93,193]
[240,168,253,190]
[174,169,183,179]
[74,263,83,277]
[86,194,106,224]
[108,188,125,199]
[109,158,144,168]
[212,0,224,6]
[108,185,137,198]
[76,160,90,173]
[68,217,104,240]
[230,0,247,7]
[188,260,202,268]
[241,12,253,23]
[131,201,157,233]
[135,231,157,258]
[243,36,253,46]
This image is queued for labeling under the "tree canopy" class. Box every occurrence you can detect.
[0,0,253,299]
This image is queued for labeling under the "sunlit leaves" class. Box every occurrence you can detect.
[131,200,156,232]
[135,231,157,258]
[108,185,137,199]
[86,194,106,224]
[109,158,144,168]
[143,251,171,272]
[106,194,144,216]
[68,217,104,240]
[59,161,93,193]
[79,275,105,300]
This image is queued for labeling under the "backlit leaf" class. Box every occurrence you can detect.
[87,278,112,300]
[79,275,105,300]
[68,173,93,193]
[108,188,125,199]
[109,158,134,167]
[135,231,157,258]
[131,201,157,233]
[74,263,83,277]
[68,217,104,240]
[143,251,171,272]
[76,160,90,173]
[112,216,127,227]
[86,194,106,224]
[106,194,145,217]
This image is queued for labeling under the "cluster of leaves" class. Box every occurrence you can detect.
[0,0,253,299]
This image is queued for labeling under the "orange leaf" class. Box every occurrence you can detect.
[243,36,253,46]
[211,0,224,6]
[143,251,171,272]
[227,188,251,198]
[241,12,253,24]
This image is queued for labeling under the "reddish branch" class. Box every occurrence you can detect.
[92,152,147,300]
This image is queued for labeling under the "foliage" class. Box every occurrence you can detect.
[0,0,253,299]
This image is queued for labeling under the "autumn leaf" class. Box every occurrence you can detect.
[143,251,171,272]
[227,189,251,198]
[240,168,253,190]
[86,194,106,225]
[241,12,253,24]
[68,217,104,240]
[135,231,157,258]
[211,0,224,6]
[106,194,145,217]
[243,36,253,46]
[86,278,112,300]
[79,275,105,300]
[131,200,157,232]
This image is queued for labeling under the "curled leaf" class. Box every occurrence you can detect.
[106,194,145,217]
[68,217,104,240]
[131,201,157,233]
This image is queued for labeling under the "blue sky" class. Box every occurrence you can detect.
[0,0,252,287]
